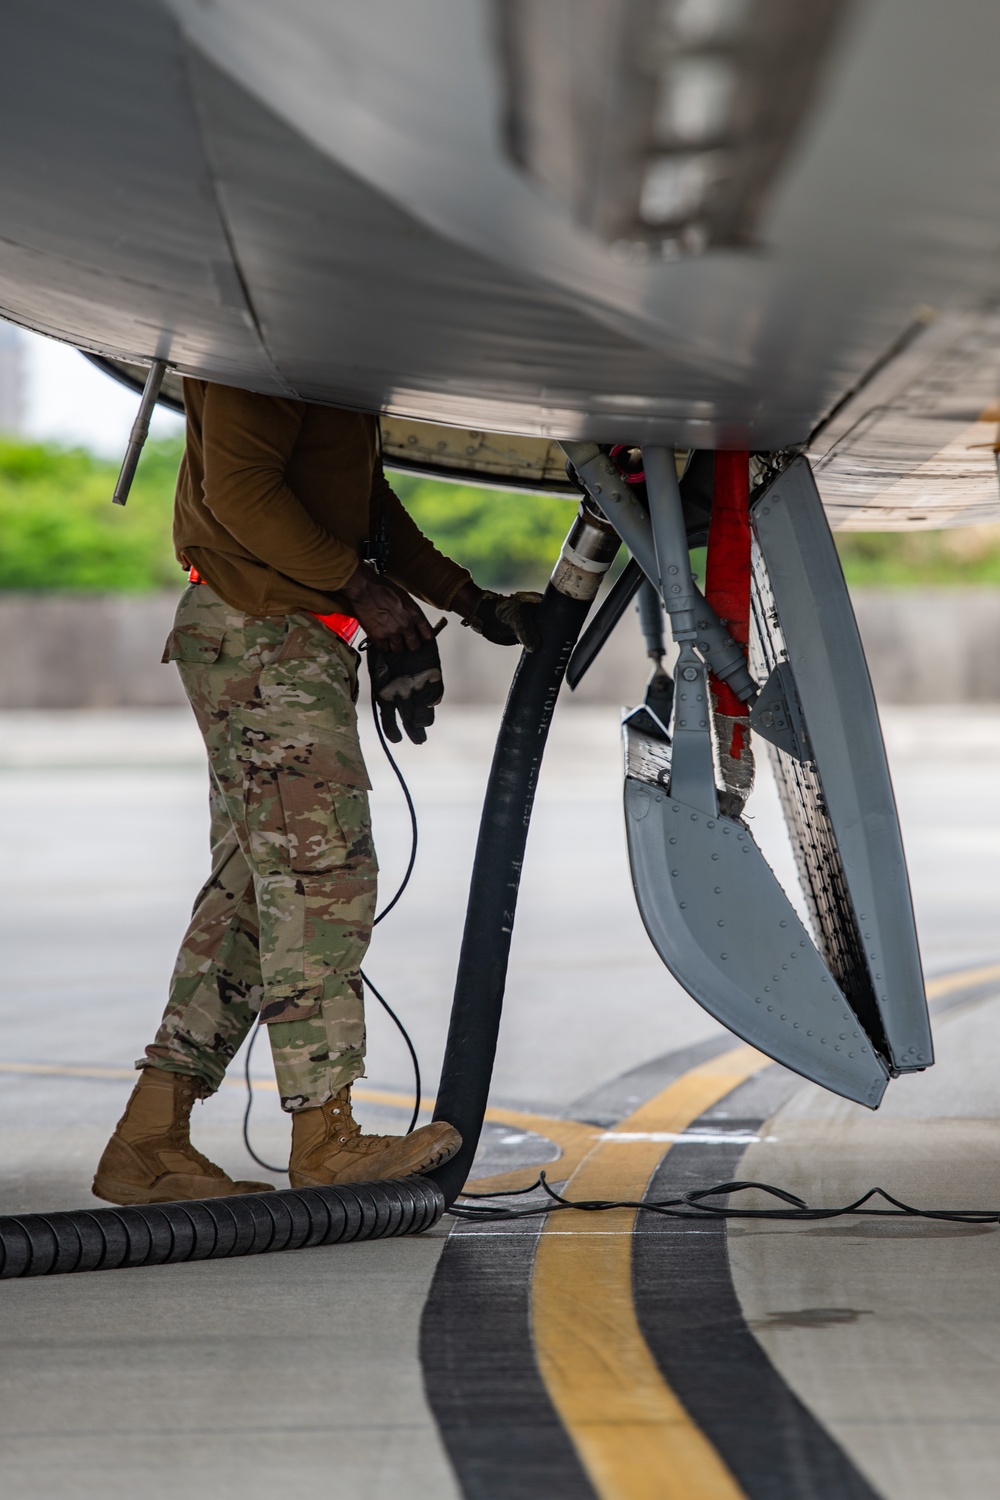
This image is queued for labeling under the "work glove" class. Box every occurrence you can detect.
[368,635,444,745]
[464,590,544,651]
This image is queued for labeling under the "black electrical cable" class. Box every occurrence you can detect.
[448,1172,1000,1227]
[242,647,423,1172]
[359,970,422,1136]
[242,1035,283,1174]
[365,662,419,929]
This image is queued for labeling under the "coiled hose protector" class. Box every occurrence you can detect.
[429,560,610,1205]
[0,1178,444,1278]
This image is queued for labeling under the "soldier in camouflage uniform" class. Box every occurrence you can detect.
[93,382,541,1205]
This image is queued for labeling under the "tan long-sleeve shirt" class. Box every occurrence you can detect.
[173,380,471,617]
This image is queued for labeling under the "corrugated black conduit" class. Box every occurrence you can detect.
[0,1178,444,1278]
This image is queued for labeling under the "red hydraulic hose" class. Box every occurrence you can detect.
[705,452,751,762]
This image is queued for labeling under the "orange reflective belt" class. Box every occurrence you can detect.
[311,609,361,645]
[187,568,360,646]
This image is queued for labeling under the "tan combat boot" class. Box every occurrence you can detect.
[288,1086,461,1188]
[92,1068,273,1205]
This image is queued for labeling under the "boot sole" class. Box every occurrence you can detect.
[288,1124,462,1189]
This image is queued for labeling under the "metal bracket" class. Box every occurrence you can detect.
[668,644,717,815]
[112,358,167,507]
[749,661,811,762]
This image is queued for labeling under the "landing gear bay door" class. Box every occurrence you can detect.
[623,455,930,1106]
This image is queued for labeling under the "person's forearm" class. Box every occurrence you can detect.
[378,472,478,611]
[450,581,483,619]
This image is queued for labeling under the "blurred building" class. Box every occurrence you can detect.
[0,321,26,434]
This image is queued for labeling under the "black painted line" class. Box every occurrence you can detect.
[633,1066,882,1500]
[420,1216,595,1500]
[419,973,1000,1500]
[419,1038,744,1500]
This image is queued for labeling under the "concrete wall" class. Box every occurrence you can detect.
[1,588,998,708]
[850,590,1000,703]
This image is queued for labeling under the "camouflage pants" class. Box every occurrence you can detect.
[143,585,377,1111]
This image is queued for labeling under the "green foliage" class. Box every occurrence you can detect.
[0,440,577,593]
[390,472,577,589]
[6,435,1000,594]
[835,526,1000,587]
[0,437,182,592]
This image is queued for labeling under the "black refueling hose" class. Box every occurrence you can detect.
[429,501,620,1204]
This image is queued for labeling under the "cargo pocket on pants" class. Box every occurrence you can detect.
[274,769,374,876]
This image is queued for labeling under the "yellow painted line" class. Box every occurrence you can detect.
[532,1046,767,1500]
[925,962,1000,1000]
[2,958,996,1201]
[0,1061,417,1105]
[462,1117,603,1195]
[524,965,1000,1499]
[0,1061,145,1082]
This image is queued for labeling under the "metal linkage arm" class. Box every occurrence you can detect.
[112,358,167,507]
[560,442,756,703]
[566,555,644,690]
[642,445,701,637]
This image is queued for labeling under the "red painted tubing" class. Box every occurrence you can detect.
[705,452,752,753]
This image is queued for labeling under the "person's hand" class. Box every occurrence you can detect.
[463,590,544,651]
[368,634,443,745]
[340,563,433,653]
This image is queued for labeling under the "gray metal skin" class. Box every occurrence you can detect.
[751,459,932,1073]
[622,446,889,1107]
[4,0,1000,492]
[623,779,888,1109]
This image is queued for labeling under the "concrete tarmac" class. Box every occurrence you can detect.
[0,700,997,1497]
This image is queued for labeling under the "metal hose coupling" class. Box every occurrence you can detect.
[550,500,621,601]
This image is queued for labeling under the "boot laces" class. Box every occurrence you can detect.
[324,1091,398,1153]
[166,1076,226,1177]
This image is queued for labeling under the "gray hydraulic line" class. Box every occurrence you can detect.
[636,578,666,663]
[642,443,718,813]
[643,443,704,638]
[428,502,621,1204]
[560,442,757,705]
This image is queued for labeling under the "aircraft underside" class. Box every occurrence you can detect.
[3,0,1000,525]
[0,0,973,1123]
